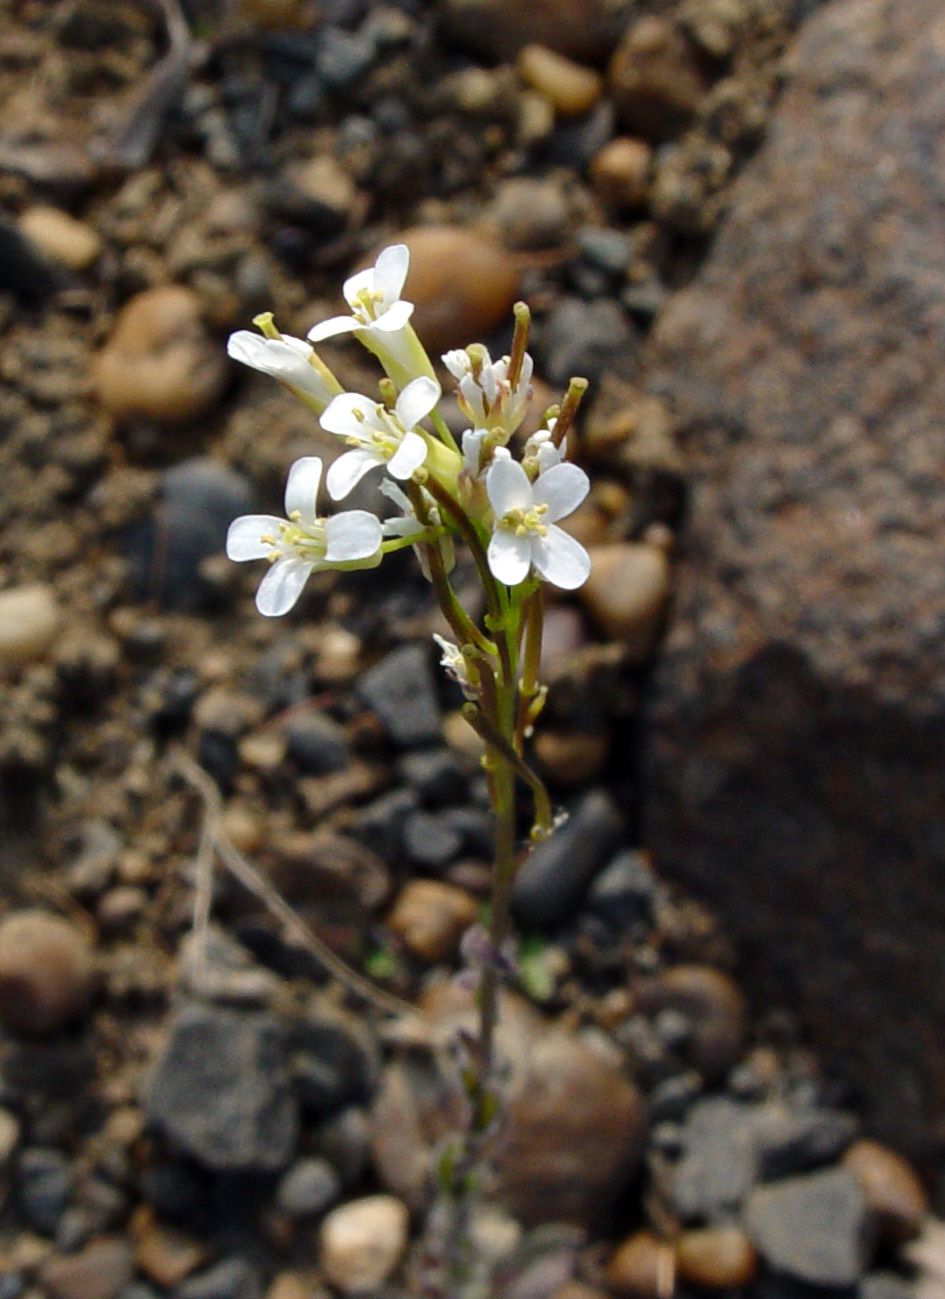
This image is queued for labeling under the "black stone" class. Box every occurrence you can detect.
[17,1147,74,1234]
[275,1157,341,1217]
[174,1258,262,1299]
[402,810,464,870]
[584,848,658,933]
[753,1105,859,1181]
[283,711,351,775]
[397,748,469,807]
[357,644,441,747]
[350,787,419,863]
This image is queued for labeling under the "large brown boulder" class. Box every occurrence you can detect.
[644,0,945,1171]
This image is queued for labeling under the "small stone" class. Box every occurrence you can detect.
[396,748,468,807]
[651,136,732,236]
[606,1230,675,1299]
[516,46,602,118]
[175,1258,262,1299]
[584,849,658,934]
[282,712,350,776]
[19,1147,75,1234]
[512,790,624,930]
[133,1210,210,1288]
[751,1102,859,1180]
[350,788,419,863]
[579,543,670,657]
[745,1168,872,1288]
[18,206,101,272]
[386,880,478,963]
[634,965,748,1082]
[40,1239,135,1299]
[275,1158,341,1218]
[440,0,630,62]
[608,17,709,142]
[842,1139,928,1244]
[538,297,640,388]
[292,999,379,1113]
[589,138,653,210]
[92,286,227,425]
[318,1195,409,1295]
[0,1108,20,1168]
[0,911,94,1036]
[145,1003,299,1174]
[0,586,61,670]
[551,1286,611,1299]
[268,156,358,238]
[313,1106,371,1190]
[357,644,441,747]
[486,178,571,253]
[397,226,519,354]
[533,727,610,787]
[676,1224,758,1289]
[401,811,464,870]
[672,1098,758,1221]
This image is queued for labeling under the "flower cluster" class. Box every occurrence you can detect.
[226,244,590,617]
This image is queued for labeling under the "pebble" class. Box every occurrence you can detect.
[175,1257,262,1299]
[275,1157,341,1218]
[17,206,102,272]
[516,46,602,118]
[0,585,60,671]
[18,1147,75,1234]
[144,1003,299,1174]
[40,1239,135,1299]
[318,1195,409,1295]
[671,1098,758,1221]
[282,712,350,776]
[511,790,625,929]
[0,911,94,1036]
[675,1223,758,1289]
[396,747,468,807]
[583,848,658,934]
[313,1105,371,1190]
[486,178,571,252]
[608,16,709,142]
[605,1230,675,1299]
[538,297,640,387]
[92,286,227,425]
[589,138,653,210]
[386,879,478,962]
[357,644,441,747]
[579,543,671,658]
[0,1108,20,1168]
[533,727,610,787]
[634,965,748,1081]
[133,1211,210,1288]
[401,810,464,870]
[440,0,629,62]
[291,999,379,1113]
[350,788,419,864]
[744,1168,871,1288]
[841,1139,928,1243]
[551,1287,611,1299]
[397,226,519,354]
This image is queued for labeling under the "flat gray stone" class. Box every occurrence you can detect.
[745,1168,871,1287]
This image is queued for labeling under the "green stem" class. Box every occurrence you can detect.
[430,407,461,456]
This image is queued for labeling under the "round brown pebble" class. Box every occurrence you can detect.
[606,1230,676,1299]
[40,1238,135,1299]
[609,16,708,142]
[534,727,610,787]
[92,285,227,425]
[517,45,602,117]
[842,1138,928,1243]
[590,137,653,210]
[386,879,478,963]
[634,964,748,1082]
[397,225,519,354]
[0,584,61,670]
[0,909,95,1035]
[18,205,102,272]
[579,542,671,659]
[676,1223,759,1289]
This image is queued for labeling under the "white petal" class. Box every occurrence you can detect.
[532,462,589,523]
[486,457,532,517]
[369,299,414,332]
[488,528,531,586]
[226,515,284,561]
[283,457,322,526]
[531,526,591,590]
[326,448,382,500]
[307,314,359,343]
[395,375,440,429]
[442,349,470,379]
[342,267,376,304]
[387,430,427,480]
[255,558,313,616]
[373,243,409,303]
[324,510,382,562]
[383,515,424,538]
[462,428,487,475]
[320,392,380,439]
[378,478,411,511]
[228,332,309,377]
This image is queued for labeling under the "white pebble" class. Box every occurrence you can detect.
[0,584,60,669]
[319,1195,409,1295]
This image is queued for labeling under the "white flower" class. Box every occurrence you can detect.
[433,634,474,695]
[379,479,453,578]
[443,346,533,438]
[226,457,382,616]
[227,330,340,413]
[522,424,564,476]
[485,457,590,590]
[320,375,440,500]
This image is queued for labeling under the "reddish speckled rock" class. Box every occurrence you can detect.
[644,0,945,1169]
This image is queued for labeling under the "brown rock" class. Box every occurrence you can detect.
[534,727,610,787]
[589,138,653,211]
[606,1230,675,1299]
[579,543,671,657]
[440,0,633,63]
[397,226,519,354]
[634,965,748,1082]
[676,1223,758,1289]
[842,1139,928,1243]
[386,879,478,963]
[132,1208,211,1288]
[372,988,646,1227]
[609,17,709,142]
[40,1239,135,1299]
[18,205,101,271]
[0,584,60,670]
[92,285,227,424]
[0,910,95,1035]
[551,1286,612,1299]
[644,0,945,1168]
[517,45,602,117]
[486,177,572,252]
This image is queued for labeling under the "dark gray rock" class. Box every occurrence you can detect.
[275,1156,341,1217]
[511,790,625,929]
[860,1275,916,1299]
[537,297,640,388]
[644,0,945,1167]
[312,1105,371,1189]
[291,1000,379,1113]
[145,1003,299,1174]
[397,748,469,807]
[350,787,419,863]
[357,644,441,747]
[753,1105,859,1181]
[18,1147,74,1234]
[672,1098,758,1222]
[745,1169,872,1287]
[583,848,658,934]
[282,711,350,775]
[402,810,464,870]
[174,1258,262,1299]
